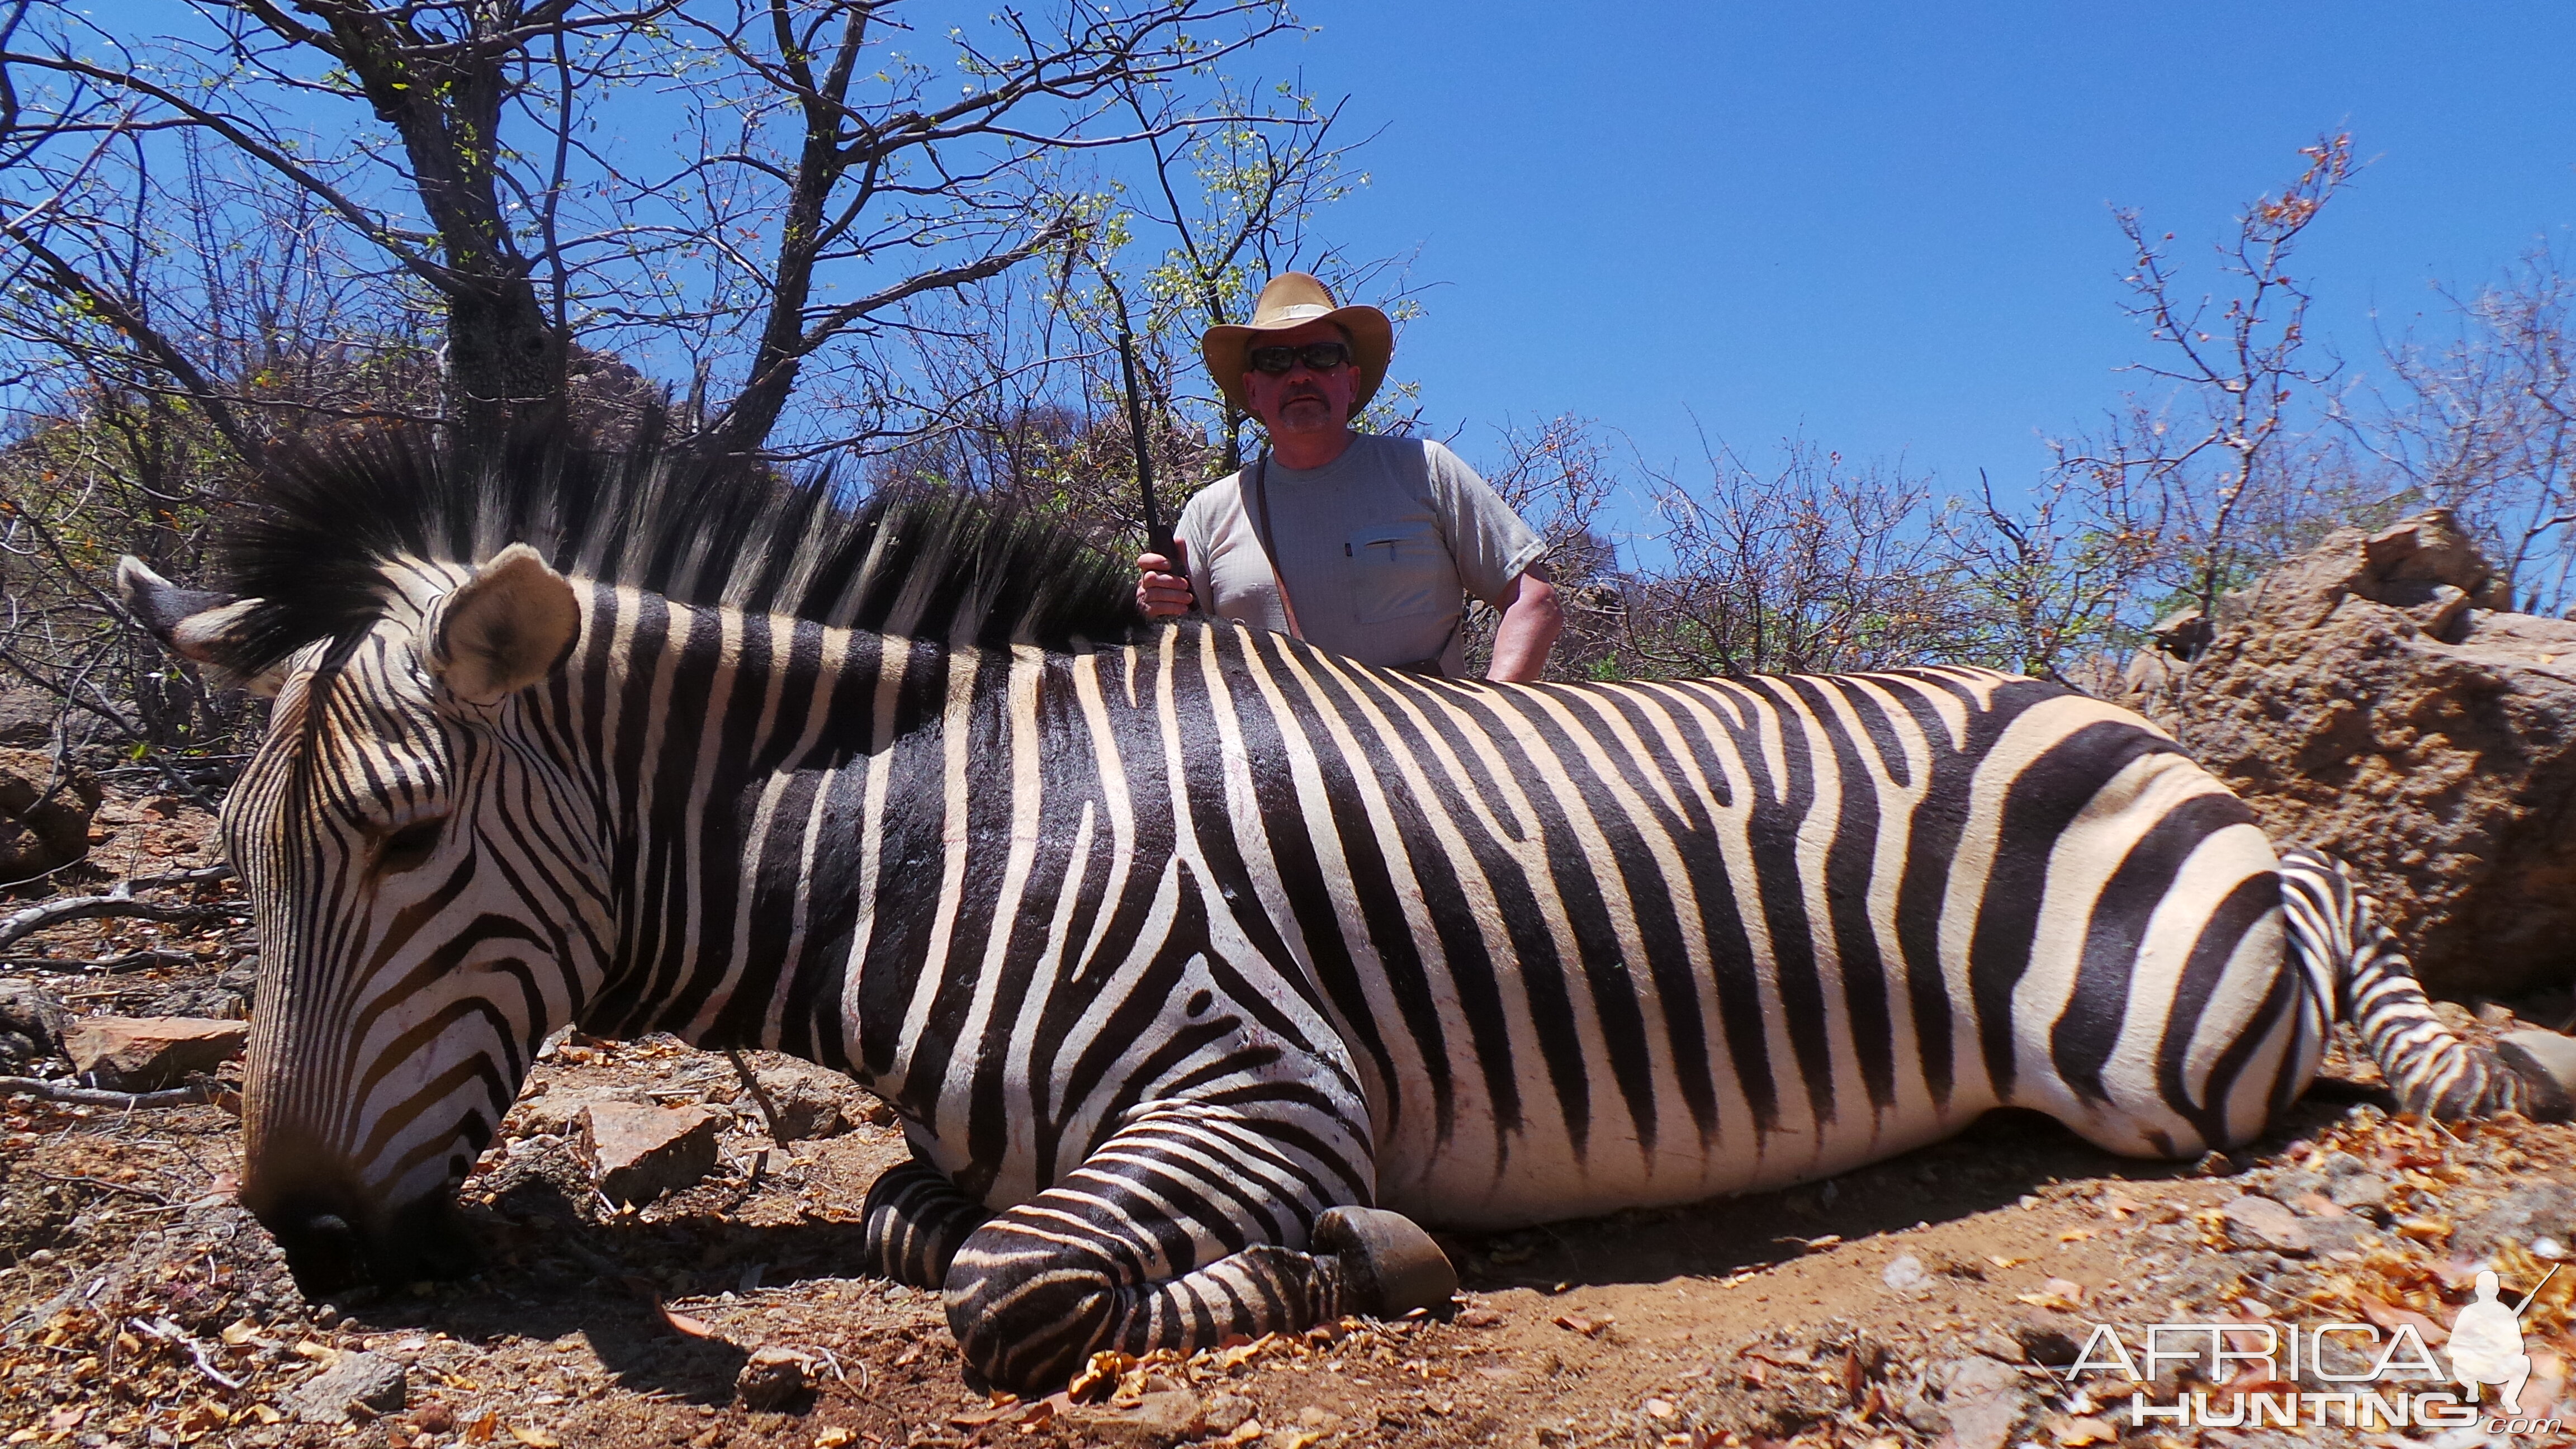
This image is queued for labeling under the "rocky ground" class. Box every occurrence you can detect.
[4,790,2576,1449]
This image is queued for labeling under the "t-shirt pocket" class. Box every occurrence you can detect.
[1346,519,1448,625]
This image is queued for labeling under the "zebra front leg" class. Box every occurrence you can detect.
[939,1116,1455,1390]
[861,1157,991,1290]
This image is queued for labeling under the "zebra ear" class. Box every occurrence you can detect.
[115,557,287,698]
[429,544,580,706]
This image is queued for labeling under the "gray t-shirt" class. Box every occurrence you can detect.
[1175,434,1545,675]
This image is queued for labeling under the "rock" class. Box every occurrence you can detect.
[2148,607,2214,660]
[2110,511,2576,997]
[2303,1215,2381,1257]
[2327,1173,2393,1213]
[284,1351,406,1424]
[1968,1328,2023,1363]
[517,1085,651,1138]
[581,1101,719,1205]
[2455,1182,2576,1259]
[734,1346,809,1410]
[0,747,102,879]
[745,1060,870,1140]
[2264,1169,2327,1204]
[0,978,71,1071]
[1055,1391,1204,1445]
[1881,1254,1931,1291]
[1201,1395,1258,1434]
[146,979,249,1021]
[64,1015,248,1090]
[2219,1195,2314,1256]
[566,347,663,452]
[1934,1357,2030,1449]
[0,682,56,747]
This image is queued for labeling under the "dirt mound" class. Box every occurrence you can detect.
[2118,511,2576,1001]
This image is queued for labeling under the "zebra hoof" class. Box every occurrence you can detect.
[1315,1206,1457,1319]
[2497,1029,2576,1117]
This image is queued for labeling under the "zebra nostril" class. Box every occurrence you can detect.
[268,1206,370,1295]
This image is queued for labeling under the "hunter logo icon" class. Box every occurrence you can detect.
[2451,1266,2558,1414]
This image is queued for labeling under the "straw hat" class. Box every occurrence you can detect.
[1201,273,1393,415]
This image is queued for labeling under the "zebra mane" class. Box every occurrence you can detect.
[196,427,1144,681]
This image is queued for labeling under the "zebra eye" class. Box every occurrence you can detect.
[377,817,446,874]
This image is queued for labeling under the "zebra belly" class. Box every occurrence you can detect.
[1376,1096,1993,1230]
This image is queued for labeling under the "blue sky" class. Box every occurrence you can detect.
[1281,3,2576,496]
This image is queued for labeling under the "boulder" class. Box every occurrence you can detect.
[581,1101,719,1205]
[2113,511,2576,998]
[0,747,102,880]
[64,1015,249,1090]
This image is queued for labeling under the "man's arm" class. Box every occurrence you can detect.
[1486,564,1563,683]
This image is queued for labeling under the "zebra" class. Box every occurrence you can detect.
[121,432,2576,1391]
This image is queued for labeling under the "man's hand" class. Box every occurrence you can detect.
[1137,545,1194,619]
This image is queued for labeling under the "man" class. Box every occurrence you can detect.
[1135,273,1562,681]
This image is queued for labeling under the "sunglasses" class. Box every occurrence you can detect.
[1247,341,1352,375]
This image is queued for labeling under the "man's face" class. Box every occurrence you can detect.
[1242,320,1358,439]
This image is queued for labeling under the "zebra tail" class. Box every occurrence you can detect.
[2279,846,2576,1121]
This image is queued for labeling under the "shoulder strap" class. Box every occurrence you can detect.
[1243,451,1305,641]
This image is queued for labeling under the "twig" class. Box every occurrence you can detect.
[0,1076,217,1109]
[29,1170,174,1204]
[724,1046,790,1148]
[129,1315,242,1390]
[0,948,198,974]
[126,864,234,889]
[0,883,243,953]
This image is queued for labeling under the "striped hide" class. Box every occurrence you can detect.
[120,432,2574,1391]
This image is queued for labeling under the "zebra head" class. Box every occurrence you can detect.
[121,545,600,1292]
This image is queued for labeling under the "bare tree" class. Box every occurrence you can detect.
[1620,435,1968,679]
[1933,469,2159,684]
[2357,244,2576,612]
[849,61,1408,562]
[0,128,436,804]
[0,0,1308,466]
[1461,413,1622,680]
[2052,133,2357,632]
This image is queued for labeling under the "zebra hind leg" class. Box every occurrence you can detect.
[2280,846,2576,1120]
[939,1116,1456,1392]
[861,1157,992,1290]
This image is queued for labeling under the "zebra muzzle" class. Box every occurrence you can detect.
[257,1185,481,1295]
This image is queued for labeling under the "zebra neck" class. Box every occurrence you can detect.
[569,585,1016,1072]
